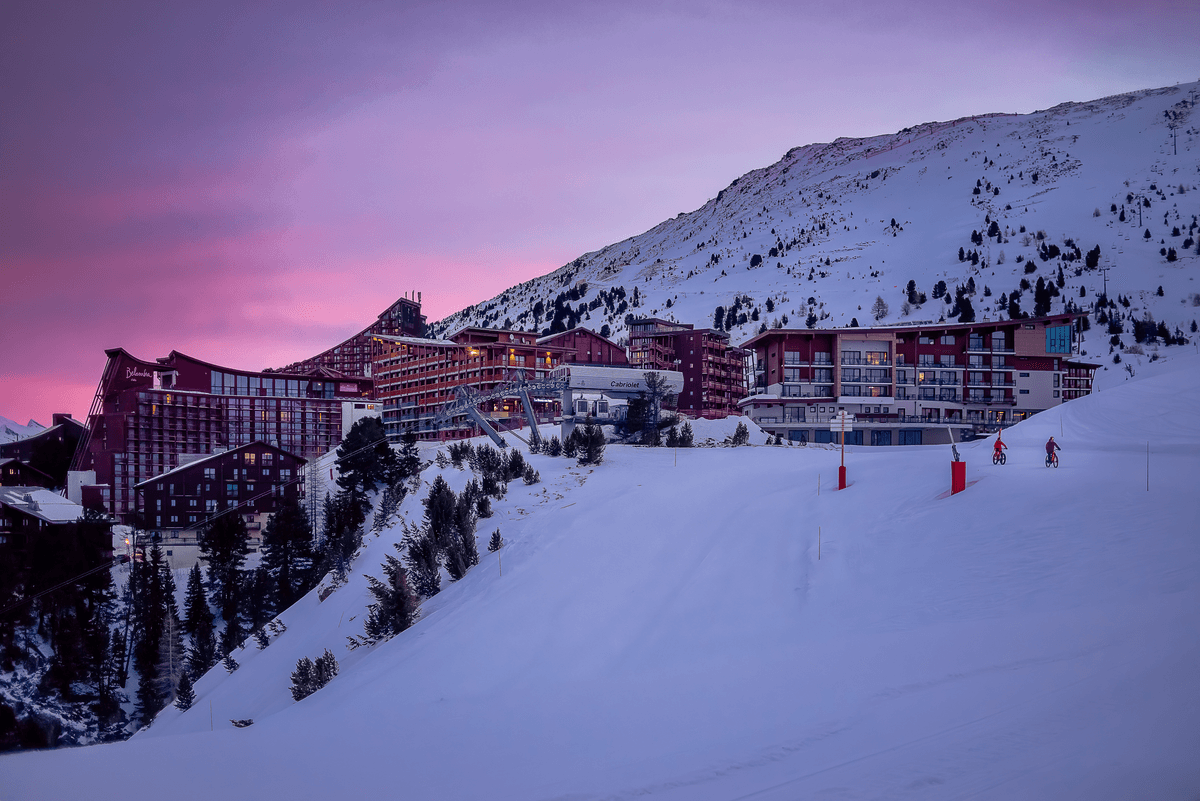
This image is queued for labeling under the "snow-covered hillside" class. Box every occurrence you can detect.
[435,82,1199,365]
[0,415,45,444]
[5,356,1199,800]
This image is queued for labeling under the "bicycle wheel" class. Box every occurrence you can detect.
[1000,452,1006,465]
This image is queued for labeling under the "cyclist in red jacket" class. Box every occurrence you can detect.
[994,435,1007,457]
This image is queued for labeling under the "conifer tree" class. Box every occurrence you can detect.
[665,427,680,448]
[404,531,441,598]
[487,530,504,552]
[679,421,695,448]
[182,564,208,637]
[396,430,422,481]
[731,421,750,446]
[173,670,195,711]
[261,496,314,610]
[423,476,459,554]
[362,553,419,642]
[545,436,563,457]
[578,416,606,466]
[188,613,217,679]
[336,417,399,496]
[132,545,168,727]
[198,513,249,625]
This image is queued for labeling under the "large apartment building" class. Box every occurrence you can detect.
[739,314,1096,445]
[76,348,375,520]
[272,294,426,379]
[374,328,570,441]
[135,441,306,562]
[628,318,749,418]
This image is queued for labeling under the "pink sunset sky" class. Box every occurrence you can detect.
[2,0,1196,425]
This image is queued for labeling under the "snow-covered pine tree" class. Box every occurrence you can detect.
[731,421,750,446]
[362,553,419,642]
[487,530,504,552]
[173,670,195,711]
[290,657,315,701]
[404,530,442,598]
[679,421,694,447]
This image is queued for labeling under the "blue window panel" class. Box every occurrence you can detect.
[1046,325,1071,354]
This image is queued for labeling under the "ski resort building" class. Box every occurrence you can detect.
[0,413,86,489]
[739,314,1094,445]
[536,326,629,366]
[628,318,750,418]
[0,488,109,560]
[135,441,306,566]
[271,293,426,379]
[373,328,570,441]
[73,348,374,521]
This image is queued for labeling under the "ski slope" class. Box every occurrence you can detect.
[4,359,1199,800]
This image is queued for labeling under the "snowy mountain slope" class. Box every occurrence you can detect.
[0,415,45,444]
[435,82,1199,361]
[5,357,1199,800]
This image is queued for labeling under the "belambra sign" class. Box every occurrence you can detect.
[567,365,684,396]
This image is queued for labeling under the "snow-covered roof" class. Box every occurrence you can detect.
[0,487,85,524]
[375,334,458,348]
[133,441,307,489]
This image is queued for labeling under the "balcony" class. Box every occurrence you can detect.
[966,345,1016,355]
[841,356,891,366]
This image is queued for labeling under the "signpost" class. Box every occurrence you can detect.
[829,411,855,489]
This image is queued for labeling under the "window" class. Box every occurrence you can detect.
[206,500,217,513]
[871,430,892,446]
[262,468,270,477]
[244,453,256,465]
[918,354,934,366]
[227,483,238,497]
[969,355,984,368]
[1019,372,1030,378]
[784,351,801,365]
[969,335,984,350]
[784,367,802,382]
[280,469,292,480]
[169,515,178,524]
[1053,374,1060,388]
[919,336,934,345]
[993,356,1007,369]
[899,430,923,445]
[1046,325,1071,353]
[814,352,832,365]
[1053,390,1060,398]
[1019,389,1030,394]
[992,332,1007,350]
[939,355,957,367]
[842,368,860,382]
[940,335,955,345]
[262,453,273,464]
[866,369,889,383]
[203,467,216,480]
[841,351,861,364]
[156,499,162,510]
[814,368,833,383]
